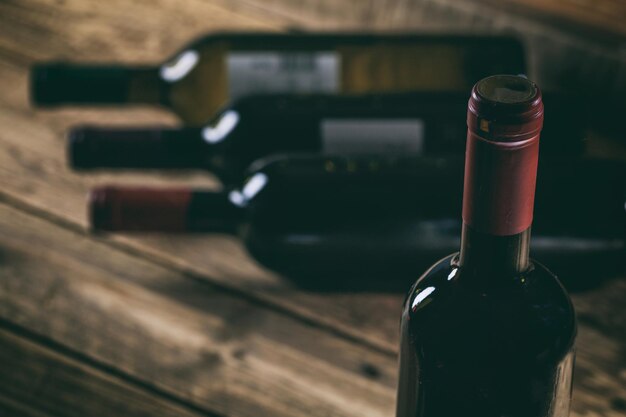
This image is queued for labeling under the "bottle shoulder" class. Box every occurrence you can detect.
[404,255,577,364]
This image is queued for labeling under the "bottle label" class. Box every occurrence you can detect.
[321,119,424,154]
[227,52,339,99]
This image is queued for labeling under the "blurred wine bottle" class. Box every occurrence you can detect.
[395,75,576,417]
[31,33,525,124]
[88,155,625,290]
[68,92,586,183]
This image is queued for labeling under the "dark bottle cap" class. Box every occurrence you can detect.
[463,75,544,236]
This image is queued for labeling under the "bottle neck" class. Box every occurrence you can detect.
[458,223,531,276]
[31,64,164,105]
[460,106,540,278]
[187,191,243,233]
[69,126,206,170]
[89,188,243,234]
[127,68,164,104]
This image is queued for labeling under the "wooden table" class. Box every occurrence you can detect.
[0,1,624,416]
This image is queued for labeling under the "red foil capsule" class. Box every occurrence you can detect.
[89,186,192,232]
[462,75,544,236]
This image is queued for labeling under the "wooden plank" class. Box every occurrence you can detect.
[0,202,397,417]
[0,1,624,415]
[0,0,281,63]
[0,59,402,354]
[472,0,626,38]
[0,394,52,417]
[0,0,399,357]
[4,0,624,96]
[0,323,207,417]
[0,202,624,416]
[215,0,626,38]
[202,0,626,98]
[571,325,626,417]
[0,0,624,355]
[1,52,625,361]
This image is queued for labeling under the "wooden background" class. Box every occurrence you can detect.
[0,0,624,416]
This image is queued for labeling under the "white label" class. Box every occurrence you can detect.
[227,52,339,100]
[321,119,424,154]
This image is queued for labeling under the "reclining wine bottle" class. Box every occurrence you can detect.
[87,153,625,288]
[31,32,525,123]
[68,91,585,183]
[395,75,576,416]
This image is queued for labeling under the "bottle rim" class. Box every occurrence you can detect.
[467,75,544,141]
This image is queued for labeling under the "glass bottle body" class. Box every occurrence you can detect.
[32,34,525,124]
[396,251,576,417]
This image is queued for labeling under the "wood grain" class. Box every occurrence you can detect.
[0,0,624,416]
[0,202,397,417]
[0,323,206,417]
[0,57,403,354]
[0,0,623,365]
[1,48,625,360]
[204,0,626,97]
[0,201,624,416]
[0,200,626,416]
[473,0,626,38]
[0,393,52,417]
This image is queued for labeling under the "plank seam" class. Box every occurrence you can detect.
[0,318,224,417]
[0,191,397,357]
[0,390,55,417]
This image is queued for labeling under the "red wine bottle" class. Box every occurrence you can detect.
[87,154,625,289]
[68,92,586,183]
[395,75,577,416]
[31,33,525,124]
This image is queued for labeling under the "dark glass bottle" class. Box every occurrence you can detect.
[68,92,586,183]
[395,75,577,417]
[31,33,525,124]
[87,153,625,289]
